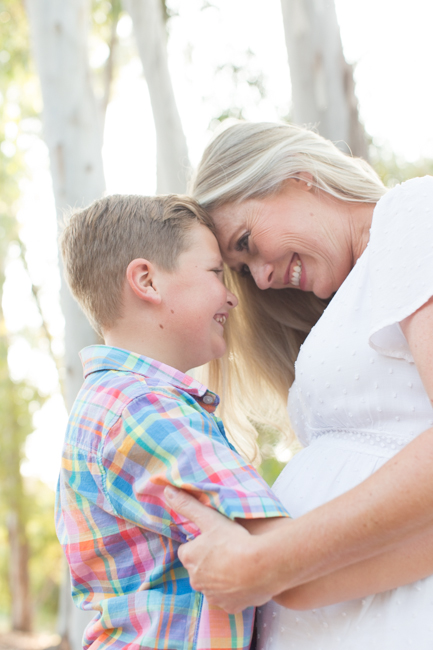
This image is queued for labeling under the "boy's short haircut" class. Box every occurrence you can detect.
[60,194,215,335]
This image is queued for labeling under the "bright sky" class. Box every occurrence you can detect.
[7,0,433,487]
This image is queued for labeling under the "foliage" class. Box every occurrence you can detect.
[0,0,61,632]
[370,142,433,187]
[27,480,63,628]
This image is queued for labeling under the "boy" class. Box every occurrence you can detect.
[56,194,288,650]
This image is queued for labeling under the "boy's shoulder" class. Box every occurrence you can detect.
[67,344,219,448]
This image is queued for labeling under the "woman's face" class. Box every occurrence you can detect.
[212,179,364,299]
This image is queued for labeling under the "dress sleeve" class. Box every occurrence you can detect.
[99,391,288,543]
[368,176,433,362]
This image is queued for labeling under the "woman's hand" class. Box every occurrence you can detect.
[164,486,285,612]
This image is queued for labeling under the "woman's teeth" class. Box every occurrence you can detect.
[214,314,226,325]
[291,259,302,286]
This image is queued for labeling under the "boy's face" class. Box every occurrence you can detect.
[157,224,238,372]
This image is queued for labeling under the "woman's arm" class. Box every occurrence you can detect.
[275,525,433,609]
[165,297,433,613]
[239,515,433,609]
[166,426,433,613]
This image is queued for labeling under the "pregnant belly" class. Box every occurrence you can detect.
[257,432,433,650]
[273,432,397,518]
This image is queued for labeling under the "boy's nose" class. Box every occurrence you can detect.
[227,290,238,309]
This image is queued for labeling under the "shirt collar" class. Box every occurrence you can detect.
[79,345,220,411]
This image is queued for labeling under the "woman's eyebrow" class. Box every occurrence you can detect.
[226,226,245,252]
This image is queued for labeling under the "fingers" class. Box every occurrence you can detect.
[177,535,197,570]
[164,485,226,533]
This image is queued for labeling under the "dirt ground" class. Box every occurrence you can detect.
[0,632,60,650]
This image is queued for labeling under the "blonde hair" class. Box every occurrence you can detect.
[60,194,214,335]
[191,121,387,464]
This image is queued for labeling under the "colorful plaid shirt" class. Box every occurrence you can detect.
[55,345,288,650]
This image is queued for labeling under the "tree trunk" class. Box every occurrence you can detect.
[124,0,190,193]
[25,0,104,408]
[280,0,367,158]
[7,511,32,633]
[25,0,105,647]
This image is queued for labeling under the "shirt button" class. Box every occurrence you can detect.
[203,393,215,405]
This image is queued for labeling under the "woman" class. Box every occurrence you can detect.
[165,122,433,649]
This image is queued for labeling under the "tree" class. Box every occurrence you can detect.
[124,0,190,193]
[280,0,367,157]
[25,0,107,645]
[25,0,104,411]
[24,0,191,645]
[0,2,39,629]
[0,212,33,634]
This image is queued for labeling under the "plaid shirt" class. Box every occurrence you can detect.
[56,345,288,650]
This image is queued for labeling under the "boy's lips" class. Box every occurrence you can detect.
[213,313,227,326]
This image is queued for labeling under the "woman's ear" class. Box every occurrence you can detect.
[283,172,314,192]
[126,258,162,305]
[297,172,314,190]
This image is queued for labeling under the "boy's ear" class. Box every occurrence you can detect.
[126,259,162,305]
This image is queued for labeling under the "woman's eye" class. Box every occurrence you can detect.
[240,264,251,277]
[236,232,250,252]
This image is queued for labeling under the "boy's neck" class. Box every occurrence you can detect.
[103,326,190,374]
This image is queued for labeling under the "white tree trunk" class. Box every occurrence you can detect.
[25,1,105,647]
[26,0,105,408]
[124,0,190,193]
[280,0,367,158]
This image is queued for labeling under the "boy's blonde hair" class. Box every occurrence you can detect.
[60,194,215,335]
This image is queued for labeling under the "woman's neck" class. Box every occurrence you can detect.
[347,201,376,264]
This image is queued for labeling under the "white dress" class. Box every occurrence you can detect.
[257,177,433,650]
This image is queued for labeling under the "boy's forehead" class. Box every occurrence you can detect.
[188,222,222,257]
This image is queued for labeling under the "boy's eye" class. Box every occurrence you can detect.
[235,232,250,252]
[239,264,251,277]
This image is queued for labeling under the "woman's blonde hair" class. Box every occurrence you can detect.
[190,121,387,464]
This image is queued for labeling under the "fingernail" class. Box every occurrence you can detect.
[165,485,177,500]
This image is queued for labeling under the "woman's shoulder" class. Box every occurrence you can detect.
[371,175,433,237]
[375,175,433,211]
[367,176,433,361]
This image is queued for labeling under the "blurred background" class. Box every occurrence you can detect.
[1,0,433,648]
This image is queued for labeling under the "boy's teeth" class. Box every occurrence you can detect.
[215,315,226,325]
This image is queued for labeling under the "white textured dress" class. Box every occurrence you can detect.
[257,177,433,650]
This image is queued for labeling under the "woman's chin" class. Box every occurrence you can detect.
[312,287,333,300]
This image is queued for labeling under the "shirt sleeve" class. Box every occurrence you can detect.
[368,176,433,362]
[98,390,289,543]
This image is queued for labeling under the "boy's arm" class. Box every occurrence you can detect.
[101,391,288,542]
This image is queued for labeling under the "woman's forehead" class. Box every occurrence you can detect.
[212,202,250,251]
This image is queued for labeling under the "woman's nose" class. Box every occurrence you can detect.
[251,262,274,290]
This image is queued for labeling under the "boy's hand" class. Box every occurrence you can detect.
[164,486,279,613]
